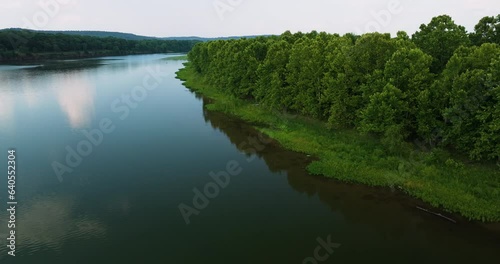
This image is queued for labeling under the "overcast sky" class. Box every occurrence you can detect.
[0,0,499,37]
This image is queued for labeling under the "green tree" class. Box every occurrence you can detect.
[412,15,470,73]
[477,57,500,161]
[286,34,331,118]
[359,83,409,151]
[255,40,292,110]
[441,43,500,160]
[470,15,500,46]
[322,35,355,128]
[346,33,398,123]
[185,28,500,162]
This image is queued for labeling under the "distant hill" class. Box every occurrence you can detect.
[3,28,156,40]
[41,30,157,40]
[0,29,201,62]
[1,28,272,42]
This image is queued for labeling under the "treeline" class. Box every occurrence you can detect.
[0,29,200,61]
[38,30,157,40]
[188,15,500,162]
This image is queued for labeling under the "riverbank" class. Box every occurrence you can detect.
[176,63,500,222]
[0,50,174,64]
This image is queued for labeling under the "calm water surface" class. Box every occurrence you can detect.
[0,54,498,263]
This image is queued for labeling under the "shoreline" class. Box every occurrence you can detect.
[176,62,500,223]
[0,51,184,64]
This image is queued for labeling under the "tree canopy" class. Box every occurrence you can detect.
[187,14,500,162]
[470,15,500,46]
[412,15,470,73]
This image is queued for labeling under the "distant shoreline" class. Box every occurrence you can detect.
[0,51,177,64]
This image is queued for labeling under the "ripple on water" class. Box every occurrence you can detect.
[0,194,107,257]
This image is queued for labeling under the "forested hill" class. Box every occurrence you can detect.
[0,29,201,62]
[2,28,270,41]
[187,14,500,163]
[38,30,157,40]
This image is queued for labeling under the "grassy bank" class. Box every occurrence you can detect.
[176,63,500,222]
[162,55,188,61]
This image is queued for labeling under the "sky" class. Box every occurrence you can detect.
[0,0,499,38]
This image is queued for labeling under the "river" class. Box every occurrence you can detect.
[0,54,498,263]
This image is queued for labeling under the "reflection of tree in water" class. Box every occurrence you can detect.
[201,97,312,173]
[200,97,500,244]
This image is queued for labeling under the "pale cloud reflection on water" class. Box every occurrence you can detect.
[1,67,96,130]
[0,194,106,258]
[0,92,15,123]
[54,73,96,129]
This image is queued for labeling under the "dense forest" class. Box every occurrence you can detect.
[187,14,500,163]
[37,29,158,40]
[0,29,200,62]
[36,30,266,42]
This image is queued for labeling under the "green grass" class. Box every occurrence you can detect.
[163,55,188,61]
[176,63,500,222]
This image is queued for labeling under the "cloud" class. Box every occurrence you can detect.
[462,0,493,10]
[0,0,22,9]
[55,13,82,25]
[1,0,500,38]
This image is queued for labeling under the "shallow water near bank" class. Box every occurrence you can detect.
[0,54,498,263]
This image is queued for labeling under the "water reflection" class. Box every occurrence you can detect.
[200,96,500,261]
[0,194,106,259]
[0,62,98,129]
[0,92,14,122]
[55,73,96,129]
[33,59,104,72]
